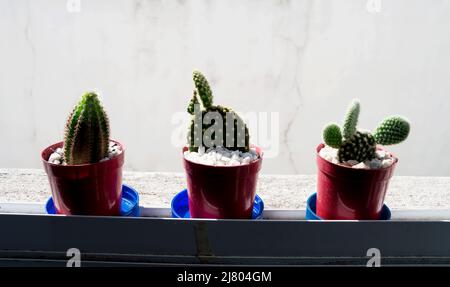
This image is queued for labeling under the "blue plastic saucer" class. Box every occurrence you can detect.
[45,184,140,217]
[171,189,264,219]
[306,193,391,220]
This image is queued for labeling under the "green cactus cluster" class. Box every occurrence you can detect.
[323,99,410,163]
[63,92,110,165]
[187,71,250,152]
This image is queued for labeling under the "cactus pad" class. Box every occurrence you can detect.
[323,123,343,148]
[192,71,213,110]
[342,99,360,139]
[373,116,410,146]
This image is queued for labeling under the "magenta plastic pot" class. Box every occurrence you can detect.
[41,140,124,216]
[316,143,397,220]
[182,146,263,219]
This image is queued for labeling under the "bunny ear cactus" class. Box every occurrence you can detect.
[323,99,410,163]
[373,116,410,145]
[187,71,250,152]
[63,92,110,165]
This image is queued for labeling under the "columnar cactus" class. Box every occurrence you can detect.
[63,92,110,165]
[323,99,410,163]
[187,71,250,152]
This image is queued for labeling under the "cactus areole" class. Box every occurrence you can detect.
[183,71,263,219]
[316,99,410,220]
[41,92,124,216]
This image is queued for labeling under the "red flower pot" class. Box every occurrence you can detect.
[41,140,124,216]
[316,143,397,220]
[182,146,263,219]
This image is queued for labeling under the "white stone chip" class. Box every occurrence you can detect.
[382,158,394,168]
[184,146,259,166]
[48,153,61,163]
[49,141,122,165]
[353,162,368,169]
[319,145,395,170]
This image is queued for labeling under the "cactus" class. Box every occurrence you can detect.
[342,99,360,139]
[373,116,410,145]
[63,92,110,165]
[338,131,376,162]
[187,71,250,152]
[323,123,342,148]
[322,99,410,163]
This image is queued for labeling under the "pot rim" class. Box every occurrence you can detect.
[41,139,124,168]
[316,143,398,172]
[182,145,263,169]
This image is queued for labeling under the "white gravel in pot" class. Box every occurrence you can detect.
[319,145,395,169]
[184,146,259,166]
[48,141,122,165]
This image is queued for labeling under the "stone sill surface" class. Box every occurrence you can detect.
[0,168,449,210]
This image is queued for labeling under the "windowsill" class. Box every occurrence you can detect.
[0,168,449,211]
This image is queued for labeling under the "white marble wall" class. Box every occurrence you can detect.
[0,0,449,176]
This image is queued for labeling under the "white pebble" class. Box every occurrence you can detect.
[48,153,61,162]
[184,146,258,166]
[50,141,122,165]
[375,150,386,159]
[320,145,395,170]
[353,162,368,169]
[382,158,394,168]
[228,159,241,166]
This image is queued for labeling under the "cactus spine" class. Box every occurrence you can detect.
[63,92,110,165]
[187,71,250,152]
[322,99,410,163]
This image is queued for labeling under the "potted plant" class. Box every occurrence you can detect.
[182,71,263,219]
[41,92,125,216]
[316,99,410,220]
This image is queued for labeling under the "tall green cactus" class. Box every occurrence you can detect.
[187,71,250,152]
[63,92,110,165]
[323,99,410,163]
[342,99,360,139]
